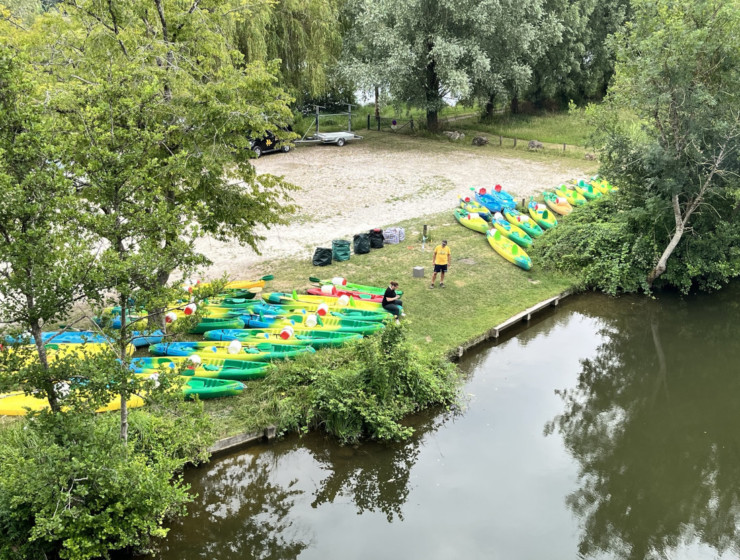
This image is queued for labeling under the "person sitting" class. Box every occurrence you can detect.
[382,281,405,323]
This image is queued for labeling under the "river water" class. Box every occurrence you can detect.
[148,286,740,560]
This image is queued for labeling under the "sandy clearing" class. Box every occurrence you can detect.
[193,138,592,280]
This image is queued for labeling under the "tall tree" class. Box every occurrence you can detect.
[467,0,562,118]
[340,0,491,130]
[527,0,630,108]
[0,42,101,412]
[235,0,344,105]
[23,0,298,439]
[597,0,740,287]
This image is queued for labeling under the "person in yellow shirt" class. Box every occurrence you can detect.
[430,240,451,288]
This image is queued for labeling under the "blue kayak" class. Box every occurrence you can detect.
[5,330,164,348]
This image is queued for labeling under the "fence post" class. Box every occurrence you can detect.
[367,114,370,130]
[499,136,502,146]
[563,143,566,152]
[513,137,517,148]
[410,116,414,131]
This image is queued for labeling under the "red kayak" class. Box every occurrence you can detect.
[306,286,384,303]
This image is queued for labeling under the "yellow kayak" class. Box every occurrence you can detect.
[543,191,573,216]
[0,390,145,416]
[555,185,587,207]
[458,195,492,221]
[528,201,558,229]
[4,342,134,365]
[486,229,532,270]
[261,292,385,312]
[454,207,489,234]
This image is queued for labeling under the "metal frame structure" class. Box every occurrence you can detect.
[295,104,364,146]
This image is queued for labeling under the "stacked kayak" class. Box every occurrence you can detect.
[305,286,383,303]
[458,195,492,221]
[574,179,602,201]
[246,302,390,322]
[204,329,363,348]
[528,201,558,230]
[130,356,272,380]
[490,185,517,209]
[555,184,587,207]
[503,208,545,238]
[543,191,573,216]
[308,277,402,297]
[262,292,386,312]
[491,214,533,248]
[4,341,135,363]
[100,307,244,333]
[486,230,532,271]
[475,189,507,213]
[454,207,490,234]
[233,313,384,334]
[149,341,316,361]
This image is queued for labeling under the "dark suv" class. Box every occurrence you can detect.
[249,126,293,158]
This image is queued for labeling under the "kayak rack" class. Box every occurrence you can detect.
[295,104,364,147]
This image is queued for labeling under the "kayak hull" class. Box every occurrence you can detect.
[486,230,532,270]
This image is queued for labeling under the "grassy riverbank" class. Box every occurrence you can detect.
[203,208,576,439]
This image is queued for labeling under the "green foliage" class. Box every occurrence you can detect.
[527,0,630,106]
[0,407,213,560]
[235,0,343,105]
[533,196,658,294]
[584,0,740,291]
[251,323,460,444]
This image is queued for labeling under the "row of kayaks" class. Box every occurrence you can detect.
[1,276,397,415]
[455,177,617,270]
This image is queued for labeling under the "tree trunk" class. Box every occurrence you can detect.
[647,194,684,286]
[30,319,61,413]
[426,109,438,131]
[374,85,380,120]
[510,95,519,115]
[425,38,440,131]
[118,295,129,443]
[484,94,496,120]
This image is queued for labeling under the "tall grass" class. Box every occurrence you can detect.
[456,109,594,147]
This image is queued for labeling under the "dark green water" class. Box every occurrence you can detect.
[148,286,740,560]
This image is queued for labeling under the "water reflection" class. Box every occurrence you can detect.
[310,410,450,522]
[154,452,308,559]
[150,408,452,559]
[549,290,740,560]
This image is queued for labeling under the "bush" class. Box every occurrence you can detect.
[259,322,460,444]
[0,406,213,560]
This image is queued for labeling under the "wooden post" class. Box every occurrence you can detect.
[367,114,370,130]
[315,105,320,135]
[499,135,502,146]
[410,116,414,131]
[563,143,566,152]
[513,137,517,148]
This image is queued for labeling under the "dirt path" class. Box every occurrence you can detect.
[194,136,593,280]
